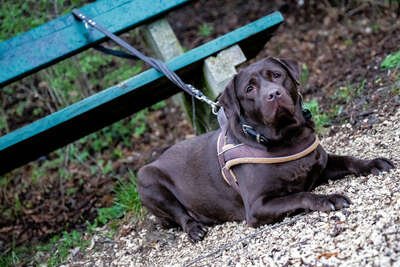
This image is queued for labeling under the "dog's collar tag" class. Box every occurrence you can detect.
[241,123,270,146]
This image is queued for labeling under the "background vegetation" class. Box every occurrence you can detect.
[0,0,399,266]
[0,1,153,265]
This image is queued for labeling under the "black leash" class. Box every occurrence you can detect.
[92,44,137,60]
[72,10,312,143]
[71,9,219,115]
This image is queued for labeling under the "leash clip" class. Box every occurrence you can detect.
[241,123,270,146]
[186,84,220,115]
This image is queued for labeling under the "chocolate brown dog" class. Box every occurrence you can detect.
[138,57,394,242]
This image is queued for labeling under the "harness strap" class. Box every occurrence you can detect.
[225,136,319,169]
[217,126,320,191]
[217,127,240,192]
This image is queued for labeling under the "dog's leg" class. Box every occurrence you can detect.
[321,154,394,181]
[246,192,350,227]
[138,166,207,242]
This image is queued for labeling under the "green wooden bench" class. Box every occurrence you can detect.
[0,0,284,175]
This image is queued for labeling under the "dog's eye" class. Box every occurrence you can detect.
[246,85,254,93]
[272,72,282,79]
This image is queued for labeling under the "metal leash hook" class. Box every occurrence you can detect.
[186,84,220,115]
[72,9,220,117]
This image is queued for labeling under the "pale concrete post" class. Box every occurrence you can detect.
[141,19,246,133]
[141,18,185,108]
[203,45,246,97]
[191,45,246,132]
[141,19,183,61]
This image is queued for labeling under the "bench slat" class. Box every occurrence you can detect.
[0,11,284,174]
[0,0,190,87]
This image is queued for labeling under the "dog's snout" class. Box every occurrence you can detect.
[266,88,282,101]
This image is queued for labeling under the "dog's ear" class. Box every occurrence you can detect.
[279,58,300,85]
[219,75,240,119]
[269,57,300,86]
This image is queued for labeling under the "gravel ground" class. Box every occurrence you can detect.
[68,109,399,267]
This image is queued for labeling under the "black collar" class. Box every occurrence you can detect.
[240,108,312,147]
[241,123,271,146]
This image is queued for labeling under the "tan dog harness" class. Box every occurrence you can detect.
[217,126,320,191]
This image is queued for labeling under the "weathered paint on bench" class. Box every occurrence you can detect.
[0,0,190,87]
[0,11,283,174]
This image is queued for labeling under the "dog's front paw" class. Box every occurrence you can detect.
[363,158,395,175]
[185,220,207,243]
[307,194,351,212]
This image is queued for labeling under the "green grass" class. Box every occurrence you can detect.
[0,171,142,266]
[0,1,91,41]
[0,246,30,267]
[198,23,214,37]
[381,50,400,69]
[96,171,142,225]
[0,1,150,266]
[325,80,368,123]
[332,80,366,103]
[303,99,330,132]
[0,2,45,41]
[46,230,90,267]
[0,230,89,267]
[115,170,142,214]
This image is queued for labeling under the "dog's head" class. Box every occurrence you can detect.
[219,57,311,144]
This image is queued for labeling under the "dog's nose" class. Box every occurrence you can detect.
[266,89,282,101]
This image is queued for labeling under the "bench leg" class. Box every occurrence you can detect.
[141,19,246,133]
[188,45,246,133]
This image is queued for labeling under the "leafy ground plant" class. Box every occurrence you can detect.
[198,23,214,37]
[0,0,151,260]
[381,50,400,69]
[0,171,142,266]
[303,99,330,132]
[0,230,89,267]
[96,171,142,226]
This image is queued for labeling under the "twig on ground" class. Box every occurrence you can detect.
[346,3,369,17]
